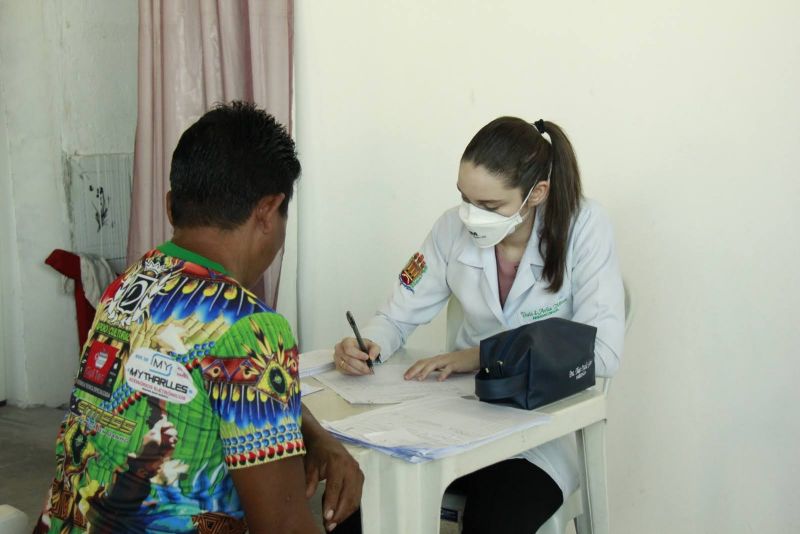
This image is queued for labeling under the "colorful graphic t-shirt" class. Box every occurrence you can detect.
[37,242,304,534]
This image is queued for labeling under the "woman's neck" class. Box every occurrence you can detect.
[496,207,536,262]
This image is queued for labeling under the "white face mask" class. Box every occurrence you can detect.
[459,186,535,248]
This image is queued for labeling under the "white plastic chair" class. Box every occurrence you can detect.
[444,295,464,353]
[442,279,633,534]
[0,505,28,534]
[536,278,633,534]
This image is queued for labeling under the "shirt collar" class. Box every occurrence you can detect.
[156,241,230,275]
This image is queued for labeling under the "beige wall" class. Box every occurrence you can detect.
[293,1,800,532]
[0,0,137,405]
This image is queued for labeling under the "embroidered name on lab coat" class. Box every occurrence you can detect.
[521,297,567,322]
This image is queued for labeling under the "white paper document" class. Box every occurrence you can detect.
[299,349,335,378]
[314,363,476,404]
[322,396,551,462]
[300,382,324,397]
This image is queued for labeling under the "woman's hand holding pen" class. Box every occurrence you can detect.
[403,347,480,382]
[334,337,381,375]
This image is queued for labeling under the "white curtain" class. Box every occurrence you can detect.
[127,0,294,309]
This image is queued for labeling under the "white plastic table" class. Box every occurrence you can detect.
[303,348,609,534]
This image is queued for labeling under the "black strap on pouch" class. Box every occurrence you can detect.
[475,317,597,410]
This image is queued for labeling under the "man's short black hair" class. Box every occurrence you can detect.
[169,101,301,229]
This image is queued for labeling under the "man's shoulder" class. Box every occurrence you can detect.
[212,311,296,359]
[99,249,270,331]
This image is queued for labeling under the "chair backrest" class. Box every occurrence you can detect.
[602,278,633,394]
[445,295,464,353]
[623,278,633,335]
[0,504,28,534]
[445,278,633,396]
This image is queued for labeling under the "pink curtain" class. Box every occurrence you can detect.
[128,0,293,308]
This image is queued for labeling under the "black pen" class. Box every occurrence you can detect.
[346,311,377,375]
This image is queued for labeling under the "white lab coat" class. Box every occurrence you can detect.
[361,198,625,497]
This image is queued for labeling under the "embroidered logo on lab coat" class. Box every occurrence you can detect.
[399,252,427,293]
[521,297,567,322]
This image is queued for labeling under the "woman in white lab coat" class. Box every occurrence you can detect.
[333,117,624,533]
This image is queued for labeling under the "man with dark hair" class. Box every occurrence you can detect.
[169,101,301,227]
[36,102,363,534]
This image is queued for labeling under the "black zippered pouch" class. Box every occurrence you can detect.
[475,318,597,410]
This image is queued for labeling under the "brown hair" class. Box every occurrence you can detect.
[461,116,582,292]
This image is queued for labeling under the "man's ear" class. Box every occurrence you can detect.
[254,193,287,233]
[528,181,550,207]
[166,191,174,225]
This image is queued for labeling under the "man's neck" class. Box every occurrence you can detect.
[171,227,252,285]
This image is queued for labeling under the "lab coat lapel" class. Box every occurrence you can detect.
[505,207,546,308]
[480,247,505,325]
[456,237,507,326]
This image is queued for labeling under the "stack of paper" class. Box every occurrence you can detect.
[322,396,550,463]
[299,349,335,378]
[300,382,323,397]
[314,363,475,404]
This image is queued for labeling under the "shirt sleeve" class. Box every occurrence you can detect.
[361,211,455,359]
[569,201,625,377]
[202,311,304,470]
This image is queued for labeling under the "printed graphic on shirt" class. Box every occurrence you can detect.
[125,348,198,404]
[75,324,129,400]
[399,252,427,293]
[82,342,118,385]
[192,512,248,534]
[93,321,131,343]
[103,253,191,328]
[69,394,136,443]
[201,313,304,469]
[105,272,160,327]
[46,418,97,529]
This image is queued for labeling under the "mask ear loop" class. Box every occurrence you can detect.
[517,180,539,221]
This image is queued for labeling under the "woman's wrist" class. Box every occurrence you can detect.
[455,346,480,372]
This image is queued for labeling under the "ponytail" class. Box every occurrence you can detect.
[537,120,582,293]
[461,117,583,293]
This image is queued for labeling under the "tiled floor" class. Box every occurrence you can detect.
[0,404,328,533]
[0,405,65,532]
